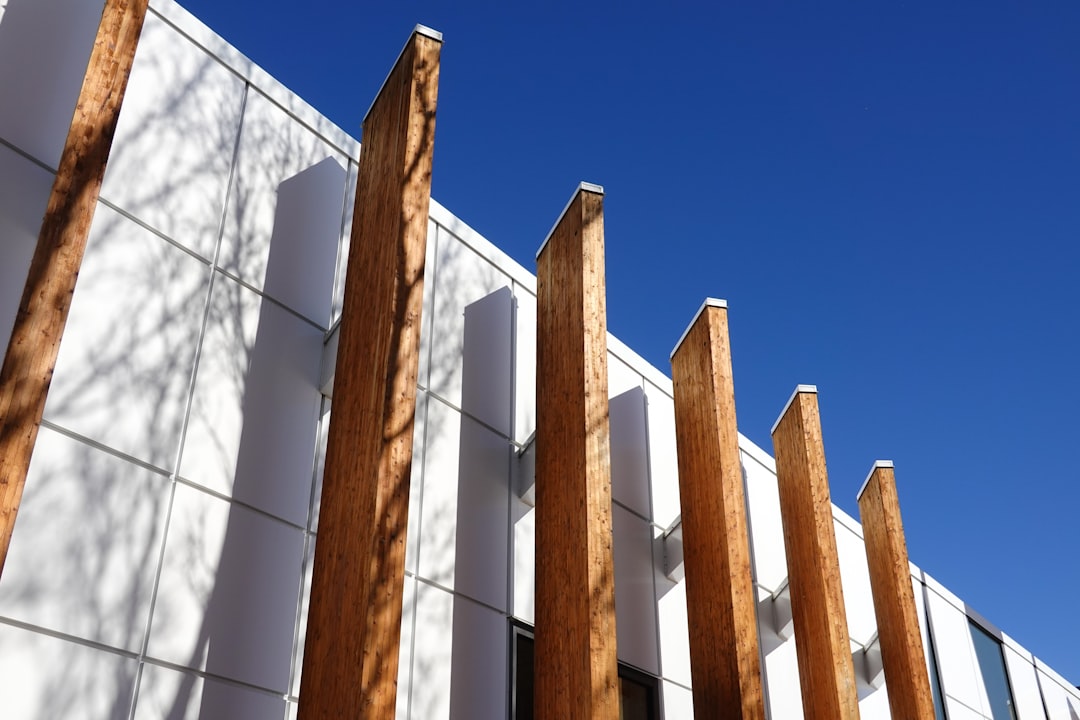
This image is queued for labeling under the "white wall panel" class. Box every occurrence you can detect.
[662,681,694,718]
[0,624,137,720]
[654,541,691,687]
[427,227,512,415]
[761,634,805,720]
[416,398,510,611]
[0,427,169,652]
[1036,664,1078,720]
[834,520,877,647]
[410,583,454,719]
[512,285,537,445]
[742,449,787,594]
[217,90,346,299]
[416,399,461,591]
[1003,645,1049,720]
[134,662,286,720]
[448,598,508,720]
[0,143,52,348]
[925,582,992,718]
[613,505,660,674]
[610,387,651,518]
[180,273,323,526]
[643,381,681,530]
[100,13,246,261]
[329,160,359,326]
[511,500,535,624]
[608,352,644,398]
[148,483,304,693]
[43,204,208,471]
[0,0,100,166]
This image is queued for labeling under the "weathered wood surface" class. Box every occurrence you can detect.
[858,462,936,720]
[298,27,441,720]
[670,299,766,719]
[771,387,861,720]
[0,0,150,575]
[534,184,620,720]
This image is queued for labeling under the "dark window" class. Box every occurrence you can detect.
[511,623,660,720]
[969,620,1017,720]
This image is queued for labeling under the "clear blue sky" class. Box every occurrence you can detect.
[179,0,1079,683]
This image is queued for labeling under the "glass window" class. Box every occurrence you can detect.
[969,619,1017,720]
[511,624,660,720]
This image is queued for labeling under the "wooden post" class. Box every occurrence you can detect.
[670,299,766,719]
[857,461,936,720]
[298,26,441,720]
[771,386,861,720]
[534,183,620,720]
[0,0,150,576]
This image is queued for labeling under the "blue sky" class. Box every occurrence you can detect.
[180,0,1079,683]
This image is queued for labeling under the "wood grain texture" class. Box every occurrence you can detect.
[670,305,766,719]
[771,389,861,720]
[858,464,936,720]
[0,0,150,576]
[534,187,620,720]
[298,29,440,720]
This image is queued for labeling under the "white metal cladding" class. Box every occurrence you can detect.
[0,1,1077,718]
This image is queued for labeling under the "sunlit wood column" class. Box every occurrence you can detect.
[771,386,861,720]
[534,183,620,720]
[0,0,150,576]
[670,299,766,719]
[858,461,936,720]
[298,26,441,720]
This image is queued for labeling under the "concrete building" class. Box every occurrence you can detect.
[0,1,1076,718]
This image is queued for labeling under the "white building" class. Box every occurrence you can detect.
[0,1,1077,718]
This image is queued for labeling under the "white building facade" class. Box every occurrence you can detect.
[0,1,1076,718]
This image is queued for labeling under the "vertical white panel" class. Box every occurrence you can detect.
[290,534,316,698]
[460,287,513,434]
[0,143,52,348]
[42,205,208,471]
[410,583,454,719]
[148,483,304,693]
[511,500,535,624]
[217,90,346,298]
[0,624,137,720]
[0,427,169,652]
[925,582,992,718]
[448,598,508,720]
[761,634,805,720]
[427,228,512,416]
[609,387,651,518]
[834,520,877,646]
[258,157,346,324]
[1003,645,1049,720]
[134,662,286,720]
[396,576,418,720]
[662,681,694,718]
[181,274,323,526]
[1036,666,1075,720]
[512,286,537,445]
[0,0,101,166]
[654,535,691,687]
[417,399,461,590]
[100,14,246,261]
[416,395,509,610]
[741,449,787,594]
[613,505,660,674]
[452,413,511,611]
[643,381,681,530]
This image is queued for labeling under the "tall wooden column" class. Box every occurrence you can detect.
[771,386,861,720]
[298,26,441,720]
[0,0,149,575]
[670,299,766,719]
[858,461,935,720]
[534,183,620,720]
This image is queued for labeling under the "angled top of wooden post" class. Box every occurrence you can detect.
[858,460,936,720]
[536,181,605,259]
